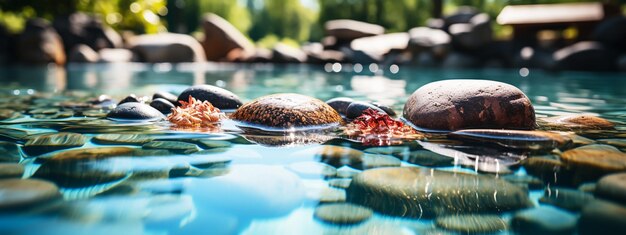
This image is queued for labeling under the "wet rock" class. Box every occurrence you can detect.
[193,139,232,149]
[399,150,453,167]
[442,6,479,31]
[128,33,206,63]
[0,179,61,212]
[324,19,385,41]
[315,146,364,169]
[92,134,154,145]
[435,214,508,234]
[152,91,178,105]
[336,166,361,178]
[539,187,594,212]
[448,129,572,151]
[17,18,65,65]
[241,133,334,147]
[502,174,544,190]
[597,139,626,148]
[578,183,597,194]
[287,161,336,178]
[328,178,352,189]
[592,16,626,52]
[408,27,451,59]
[541,114,614,131]
[349,33,409,63]
[371,102,396,117]
[0,109,21,120]
[361,154,401,169]
[0,142,20,163]
[232,93,343,129]
[107,102,165,120]
[345,101,386,119]
[150,98,175,114]
[177,84,242,110]
[305,49,345,64]
[403,79,536,131]
[117,94,140,105]
[522,156,564,184]
[596,173,626,204]
[314,203,373,225]
[201,13,255,61]
[23,133,87,156]
[552,41,617,71]
[347,167,532,217]
[560,145,626,185]
[512,206,577,235]
[271,43,307,63]
[579,200,626,235]
[52,13,121,53]
[98,48,134,63]
[0,163,24,179]
[142,141,200,154]
[364,146,410,156]
[325,97,353,116]
[449,13,492,51]
[68,44,99,63]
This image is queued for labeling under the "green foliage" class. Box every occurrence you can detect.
[180,0,252,35]
[249,0,318,43]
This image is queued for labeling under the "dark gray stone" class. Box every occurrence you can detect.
[346,101,386,119]
[553,41,617,71]
[593,16,626,51]
[17,18,65,65]
[177,85,242,110]
[579,200,626,235]
[118,94,140,105]
[371,102,396,117]
[150,98,175,114]
[153,91,179,105]
[53,13,121,54]
[512,206,577,235]
[325,97,353,116]
[107,102,165,120]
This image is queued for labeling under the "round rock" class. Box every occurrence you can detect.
[23,132,87,156]
[560,145,626,185]
[347,167,532,217]
[150,98,175,114]
[314,203,373,225]
[152,91,178,105]
[512,206,577,235]
[346,101,386,119]
[325,97,353,116]
[436,214,508,234]
[177,84,242,109]
[403,79,536,131]
[596,173,626,204]
[117,94,140,105]
[107,102,165,120]
[0,163,24,179]
[231,93,343,129]
[0,179,61,211]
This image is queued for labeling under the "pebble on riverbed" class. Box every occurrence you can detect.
[511,206,577,235]
[177,84,242,110]
[314,203,373,225]
[232,93,343,129]
[403,79,536,131]
[540,114,615,131]
[0,179,61,212]
[435,214,508,234]
[560,144,626,185]
[106,102,165,120]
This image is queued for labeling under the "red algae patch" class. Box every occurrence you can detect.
[167,95,224,128]
[344,109,422,146]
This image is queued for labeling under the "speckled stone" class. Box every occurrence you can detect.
[149,98,175,114]
[346,101,386,119]
[0,179,61,212]
[314,203,373,225]
[560,144,626,185]
[232,93,343,128]
[325,97,353,116]
[512,206,577,235]
[403,79,536,131]
[541,114,614,131]
[107,102,165,120]
[449,129,572,151]
[436,214,508,234]
[177,84,242,109]
[347,167,532,217]
[596,173,626,204]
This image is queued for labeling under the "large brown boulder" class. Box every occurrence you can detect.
[53,13,122,54]
[128,33,206,63]
[403,79,536,131]
[324,19,385,41]
[17,18,66,65]
[201,13,255,61]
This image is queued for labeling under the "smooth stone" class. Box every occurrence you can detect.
[435,214,508,234]
[324,19,384,41]
[512,206,577,235]
[0,141,21,163]
[241,133,334,147]
[23,132,87,156]
[361,154,401,170]
[17,18,65,65]
[106,102,165,120]
[0,163,24,179]
[541,114,614,130]
[345,101,386,119]
[403,79,536,131]
[335,166,362,178]
[578,183,597,194]
[287,162,336,178]
[177,84,242,110]
[328,178,352,189]
[597,139,626,148]
[570,134,596,146]
[596,173,626,204]
[539,187,594,212]
[400,150,453,167]
[0,179,61,212]
[314,203,373,225]
[364,146,410,156]
[502,174,544,190]
[152,91,179,105]
[117,94,140,105]
[349,33,409,63]
[316,146,364,168]
[316,186,347,203]
[128,33,206,63]
[193,139,232,149]
[150,98,175,114]
[347,167,532,217]
[449,129,572,151]
[522,156,564,184]
[371,102,397,117]
[325,97,353,116]
[232,93,343,128]
[142,141,200,154]
[271,43,307,63]
[201,13,255,61]
[92,134,154,145]
[552,41,616,71]
[579,200,626,235]
[560,145,626,185]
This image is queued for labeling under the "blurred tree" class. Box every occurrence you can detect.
[248,0,318,43]
[180,0,251,34]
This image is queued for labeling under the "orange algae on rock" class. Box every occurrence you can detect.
[344,108,422,146]
[167,95,224,127]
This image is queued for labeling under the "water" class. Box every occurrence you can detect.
[0,63,625,235]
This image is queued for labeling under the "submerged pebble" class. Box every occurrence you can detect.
[560,144,626,185]
[0,163,24,179]
[287,161,336,178]
[232,93,343,128]
[142,141,200,154]
[435,214,508,234]
[92,134,154,145]
[539,187,594,212]
[314,203,373,225]
[23,132,87,156]
[541,114,614,131]
[347,167,532,217]
[596,172,626,204]
[177,84,242,109]
[448,129,572,151]
[511,206,577,235]
[579,200,626,235]
[0,179,61,212]
[399,150,453,167]
[345,101,385,119]
[107,102,165,120]
[316,146,364,168]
